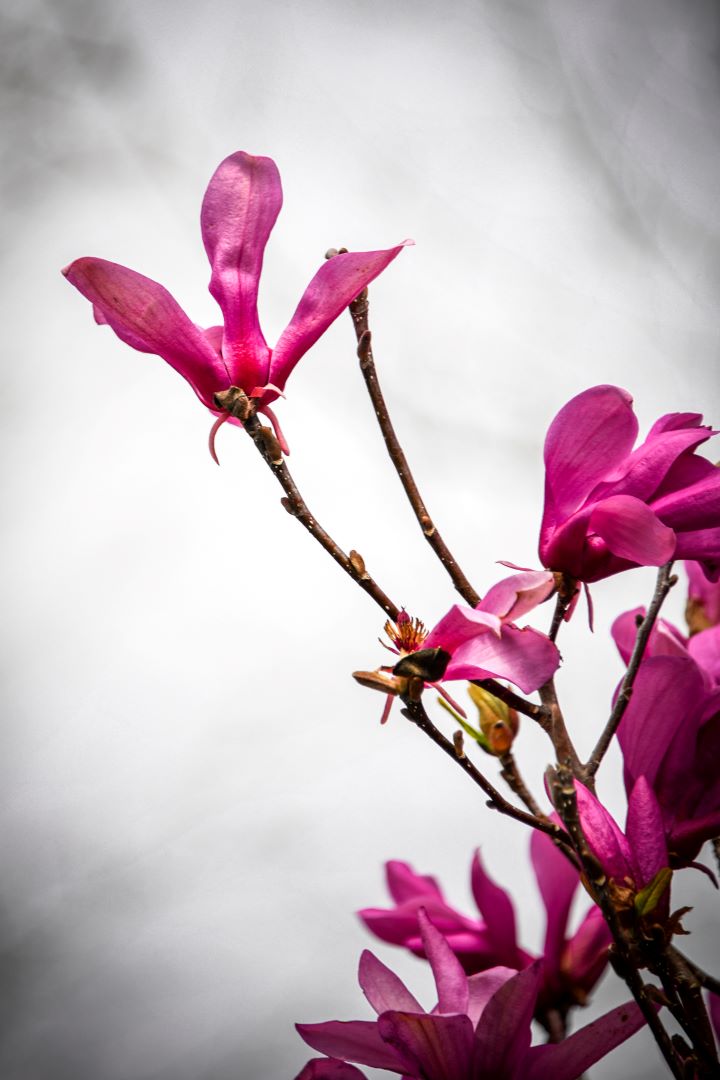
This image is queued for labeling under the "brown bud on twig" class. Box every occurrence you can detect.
[213,386,254,421]
[280,497,297,516]
[453,730,465,758]
[255,426,283,465]
[349,549,369,578]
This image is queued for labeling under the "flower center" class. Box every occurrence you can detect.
[383,610,428,655]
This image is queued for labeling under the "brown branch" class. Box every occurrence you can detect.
[399,696,573,848]
[344,282,481,608]
[498,751,544,818]
[585,562,676,779]
[539,678,583,777]
[217,390,400,621]
[472,679,551,731]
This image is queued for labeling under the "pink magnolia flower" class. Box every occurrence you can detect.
[63,151,408,458]
[296,909,645,1080]
[358,836,610,1030]
[612,607,720,690]
[686,560,720,630]
[539,386,720,583]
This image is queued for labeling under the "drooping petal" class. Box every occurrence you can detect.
[63,257,229,405]
[296,1021,406,1072]
[542,386,637,524]
[443,625,560,694]
[200,151,281,391]
[295,1059,369,1079]
[530,827,580,973]
[417,908,469,1015]
[523,1000,646,1080]
[573,782,634,883]
[269,243,411,390]
[626,777,668,889]
[589,495,676,566]
[473,961,541,1076]
[377,1012,475,1080]
[358,951,422,1015]
[470,851,519,966]
[479,570,556,622]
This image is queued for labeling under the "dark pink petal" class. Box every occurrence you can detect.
[200,151,281,391]
[358,951,422,1015]
[530,827,579,973]
[562,906,611,995]
[470,851,519,965]
[377,1012,475,1080]
[63,257,229,405]
[626,777,668,888]
[269,243,410,390]
[689,626,720,687]
[652,460,720,530]
[465,967,518,1028]
[670,810,720,862]
[443,625,560,694]
[386,861,443,904]
[618,656,705,790]
[596,417,710,502]
[523,1000,646,1080]
[295,1059,368,1079]
[611,608,688,667]
[708,991,720,1047]
[474,961,540,1076]
[574,782,634,882]
[417,908,469,1015]
[686,561,720,625]
[296,1021,406,1072]
[589,495,676,565]
[479,570,556,622]
[543,386,637,522]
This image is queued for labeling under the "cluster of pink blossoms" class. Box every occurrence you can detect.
[65,151,720,1079]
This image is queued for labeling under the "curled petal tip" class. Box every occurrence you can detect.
[208,412,231,465]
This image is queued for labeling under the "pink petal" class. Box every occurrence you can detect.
[611,609,688,667]
[542,386,637,523]
[686,561,720,624]
[200,151,281,391]
[562,907,611,994]
[595,417,710,502]
[707,991,720,1048]
[530,826,579,972]
[424,606,502,651]
[589,495,676,565]
[470,851,519,966]
[295,1060,368,1079]
[269,243,411,390]
[523,1000,646,1080]
[443,625,560,694]
[377,1012,475,1080]
[474,961,540,1075]
[358,951,422,1015]
[626,777,668,889]
[465,967,518,1028]
[417,909,469,1015]
[688,626,720,687]
[652,459,720,530]
[63,257,229,405]
[479,570,556,622]
[386,861,443,904]
[296,1021,406,1072]
[574,782,634,883]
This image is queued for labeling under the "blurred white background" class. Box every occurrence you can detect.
[2,0,719,1076]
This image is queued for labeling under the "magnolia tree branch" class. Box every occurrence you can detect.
[538,678,583,777]
[217,390,400,621]
[399,696,574,848]
[498,751,545,818]
[585,562,676,779]
[338,273,482,609]
[472,679,551,730]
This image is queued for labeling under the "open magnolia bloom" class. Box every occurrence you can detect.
[63,151,408,458]
[539,385,720,583]
[296,909,645,1080]
[358,834,611,1031]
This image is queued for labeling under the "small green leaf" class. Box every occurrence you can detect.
[634,867,672,916]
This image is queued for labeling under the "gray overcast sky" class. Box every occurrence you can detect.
[2,1,719,1077]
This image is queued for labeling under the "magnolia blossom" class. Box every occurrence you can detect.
[686,559,720,631]
[296,909,645,1080]
[612,613,720,863]
[358,835,610,1028]
[539,385,720,583]
[63,151,407,457]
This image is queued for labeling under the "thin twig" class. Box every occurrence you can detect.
[344,284,481,608]
[400,696,574,848]
[498,752,544,818]
[671,948,720,998]
[585,563,676,779]
[232,402,399,620]
[539,679,583,776]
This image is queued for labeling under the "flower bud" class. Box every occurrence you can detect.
[467,684,519,755]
